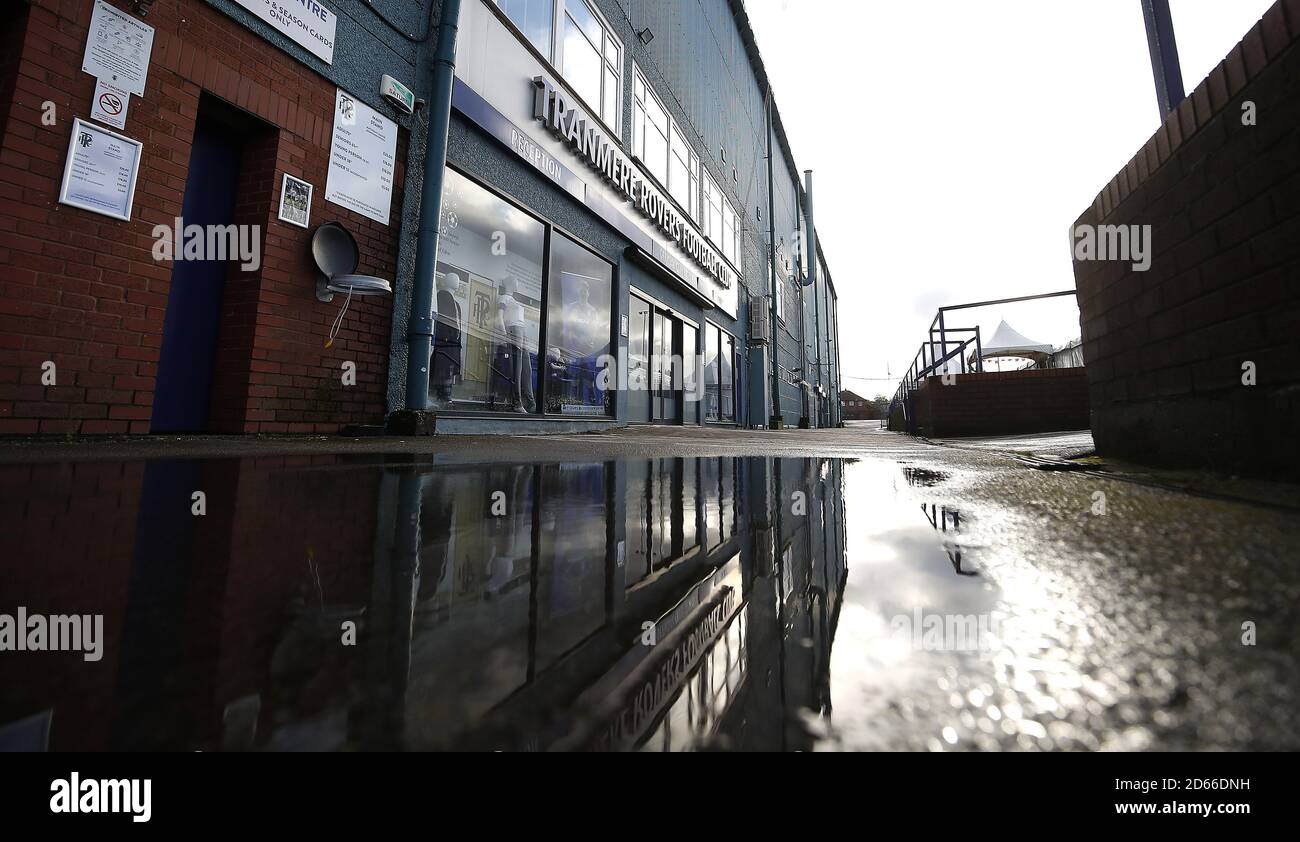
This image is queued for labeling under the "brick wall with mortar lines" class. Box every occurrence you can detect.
[913,369,1091,438]
[1070,0,1300,475]
[0,0,407,434]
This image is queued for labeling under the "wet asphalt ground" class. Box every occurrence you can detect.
[2,422,1298,750]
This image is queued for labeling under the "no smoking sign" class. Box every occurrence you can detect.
[98,91,123,115]
[90,78,130,130]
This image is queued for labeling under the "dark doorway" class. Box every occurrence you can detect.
[151,100,249,432]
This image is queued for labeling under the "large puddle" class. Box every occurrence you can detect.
[0,453,1152,750]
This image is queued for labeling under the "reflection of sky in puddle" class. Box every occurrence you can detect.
[821,460,1099,751]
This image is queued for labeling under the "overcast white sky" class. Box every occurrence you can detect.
[745,0,1278,397]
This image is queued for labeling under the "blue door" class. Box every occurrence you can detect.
[151,113,242,432]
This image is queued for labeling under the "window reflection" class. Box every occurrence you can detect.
[498,0,553,56]
[497,0,620,132]
[433,169,543,413]
[545,233,613,415]
[535,463,608,668]
[1,452,849,752]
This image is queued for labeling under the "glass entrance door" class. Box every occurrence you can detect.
[629,293,692,424]
[651,311,680,422]
[627,294,651,422]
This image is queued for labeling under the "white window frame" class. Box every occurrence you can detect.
[669,121,698,222]
[496,0,622,136]
[632,64,702,224]
[632,65,669,188]
[702,168,738,268]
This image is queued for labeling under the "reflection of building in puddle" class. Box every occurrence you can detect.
[0,455,848,752]
[920,503,976,577]
[900,465,949,487]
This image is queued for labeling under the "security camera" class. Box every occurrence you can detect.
[414,98,427,112]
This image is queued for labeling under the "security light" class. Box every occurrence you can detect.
[637,28,654,45]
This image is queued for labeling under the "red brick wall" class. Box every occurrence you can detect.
[0,0,404,435]
[1071,1,1300,476]
[912,369,1091,438]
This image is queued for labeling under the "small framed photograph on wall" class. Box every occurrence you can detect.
[278,174,314,229]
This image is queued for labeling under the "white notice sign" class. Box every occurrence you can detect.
[81,0,154,96]
[89,78,131,130]
[325,89,397,226]
[58,118,143,222]
[230,0,337,65]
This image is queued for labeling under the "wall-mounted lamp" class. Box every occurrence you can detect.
[637,27,655,45]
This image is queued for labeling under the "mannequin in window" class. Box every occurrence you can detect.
[496,277,535,413]
[431,271,464,408]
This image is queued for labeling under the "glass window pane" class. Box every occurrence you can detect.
[647,93,667,137]
[546,233,613,415]
[688,156,699,220]
[721,333,734,421]
[604,36,619,67]
[434,168,544,413]
[669,124,694,214]
[632,105,644,160]
[705,326,720,421]
[565,0,602,46]
[682,325,698,424]
[645,120,667,185]
[603,65,619,128]
[500,0,554,58]
[563,16,602,111]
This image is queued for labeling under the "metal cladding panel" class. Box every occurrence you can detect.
[606,0,769,318]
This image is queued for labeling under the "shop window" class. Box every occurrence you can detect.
[682,324,699,424]
[720,332,735,421]
[704,324,720,421]
[545,232,613,415]
[702,324,735,423]
[433,169,544,413]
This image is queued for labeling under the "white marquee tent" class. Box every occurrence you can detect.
[969,320,1054,367]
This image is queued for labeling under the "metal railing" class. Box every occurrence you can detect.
[886,290,1077,433]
